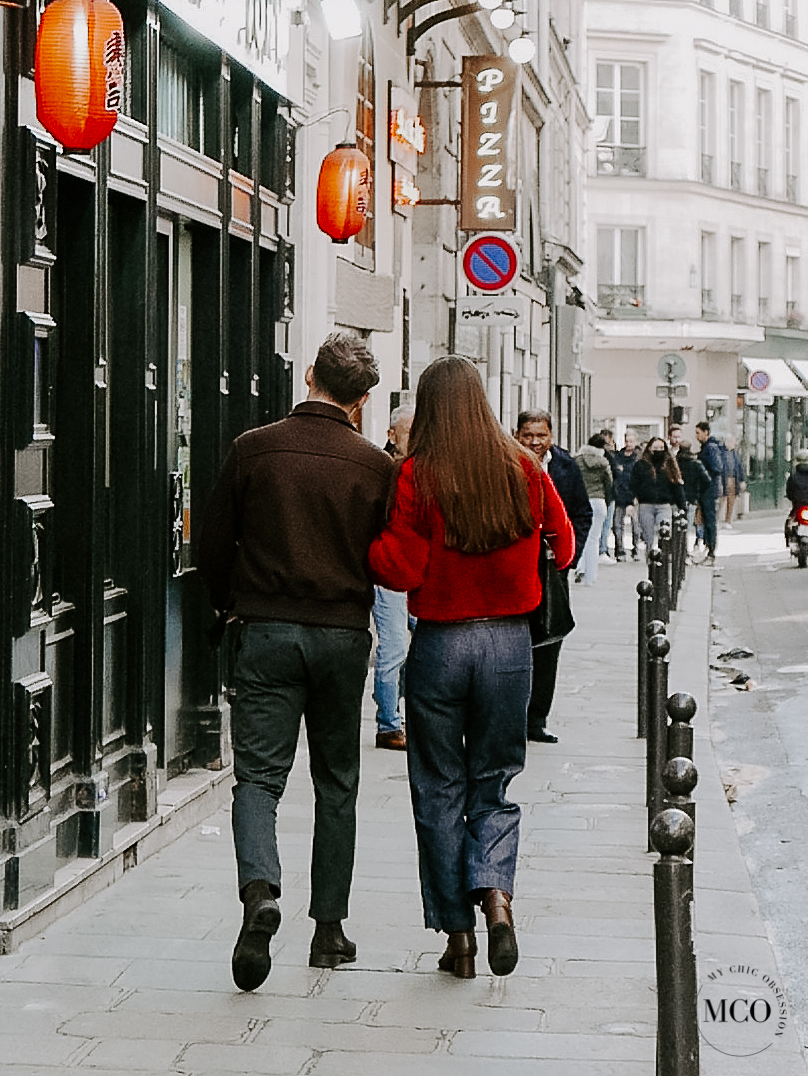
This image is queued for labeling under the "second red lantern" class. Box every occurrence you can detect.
[316,143,371,244]
[35,0,125,154]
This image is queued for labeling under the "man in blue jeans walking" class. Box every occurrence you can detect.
[372,404,414,750]
[198,332,393,991]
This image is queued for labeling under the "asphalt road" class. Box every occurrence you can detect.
[708,512,808,1054]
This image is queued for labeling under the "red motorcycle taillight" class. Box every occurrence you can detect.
[796,506,808,526]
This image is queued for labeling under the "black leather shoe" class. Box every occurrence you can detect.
[232,880,281,991]
[309,921,357,969]
[528,730,558,743]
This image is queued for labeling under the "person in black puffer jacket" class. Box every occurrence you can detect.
[629,436,686,557]
[677,441,711,550]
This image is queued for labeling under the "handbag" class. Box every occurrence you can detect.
[529,540,575,647]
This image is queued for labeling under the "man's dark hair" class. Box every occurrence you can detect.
[588,433,607,449]
[695,421,710,434]
[312,331,380,405]
[516,408,553,431]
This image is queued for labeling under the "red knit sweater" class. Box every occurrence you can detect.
[368,457,575,621]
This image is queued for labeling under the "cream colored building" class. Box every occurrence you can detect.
[584,0,808,503]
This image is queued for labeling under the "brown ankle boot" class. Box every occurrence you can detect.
[480,889,518,976]
[437,931,477,978]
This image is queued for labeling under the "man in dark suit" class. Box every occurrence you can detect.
[514,410,592,743]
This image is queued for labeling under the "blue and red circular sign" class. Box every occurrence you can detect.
[461,234,520,293]
[749,369,771,392]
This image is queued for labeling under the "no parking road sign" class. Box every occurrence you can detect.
[461,233,520,293]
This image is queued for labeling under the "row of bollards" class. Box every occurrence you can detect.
[635,533,700,1076]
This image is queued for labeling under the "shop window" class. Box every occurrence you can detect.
[157,29,219,159]
[354,20,375,271]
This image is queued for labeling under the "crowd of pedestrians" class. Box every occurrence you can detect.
[196,329,749,995]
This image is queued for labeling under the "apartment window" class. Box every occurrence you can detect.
[731,237,745,320]
[729,81,744,191]
[701,232,716,315]
[354,19,375,270]
[158,39,205,152]
[597,227,644,311]
[786,98,799,204]
[756,89,771,197]
[595,62,645,176]
[786,253,801,326]
[730,0,743,15]
[755,1,768,29]
[700,72,715,184]
[785,0,797,37]
[758,242,771,323]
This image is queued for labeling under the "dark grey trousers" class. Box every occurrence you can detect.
[230,621,371,922]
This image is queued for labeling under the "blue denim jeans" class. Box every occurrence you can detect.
[600,500,615,555]
[371,586,410,733]
[637,503,672,554]
[405,617,532,932]
[230,621,371,921]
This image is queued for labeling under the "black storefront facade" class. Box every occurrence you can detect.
[0,0,296,927]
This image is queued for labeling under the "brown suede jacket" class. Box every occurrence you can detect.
[197,401,394,630]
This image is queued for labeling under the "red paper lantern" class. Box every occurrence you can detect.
[35,0,125,153]
[316,143,371,244]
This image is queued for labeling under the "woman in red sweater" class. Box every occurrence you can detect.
[369,356,574,978]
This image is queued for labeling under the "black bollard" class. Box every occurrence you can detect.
[666,692,697,762]
[637,581,654,738]
[672,511,689,608]
[647,632,670,848]
[661,756,698,863]
[659,519,672,614]
[651,807,699,1076]
[649,549,669,624]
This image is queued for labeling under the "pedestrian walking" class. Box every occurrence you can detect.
[611,428,642,561]
[629,436,686,555]
[599,429,617,561]
[695,421,723,566]
[513,410,592,744]
[369,357,575,978]
[197,331,393,992]
[574,433,613,586]
[720,435,746,527]
[676,440,711,554]
[372,404,414,751]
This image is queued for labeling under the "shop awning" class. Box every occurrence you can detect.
[741,357,808,397]
[789,360,808,390]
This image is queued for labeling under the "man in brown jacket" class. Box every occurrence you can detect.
[198,332,393,991]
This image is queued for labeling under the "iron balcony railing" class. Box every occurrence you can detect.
[787,174,798,204]
[598,284,645,313]
[702,289,717,316]
[756,2,768,29]
[758,297,770,323]
[731,294,744,320]
[596,145,647,177]
[757,167,769,198]
[701,154,713,184]
[787,301,801,327]
[785,12,797,37]
[730,161,742,191]
[730,0,743,14]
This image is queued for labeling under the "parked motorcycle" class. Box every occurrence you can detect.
[786,505,808,568]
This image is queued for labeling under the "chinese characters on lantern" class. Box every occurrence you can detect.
[460,56,517,231]
[103,31,125,112]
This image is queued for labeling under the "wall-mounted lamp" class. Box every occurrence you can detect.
[490,7,515,28]
[321,0,362,39]
[508,34,536,64]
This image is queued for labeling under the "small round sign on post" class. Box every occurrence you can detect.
[749,369,771,392]
[461,233,520,293]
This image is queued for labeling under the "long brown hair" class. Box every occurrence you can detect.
[640,437,683,484]
[407,356,538,553]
